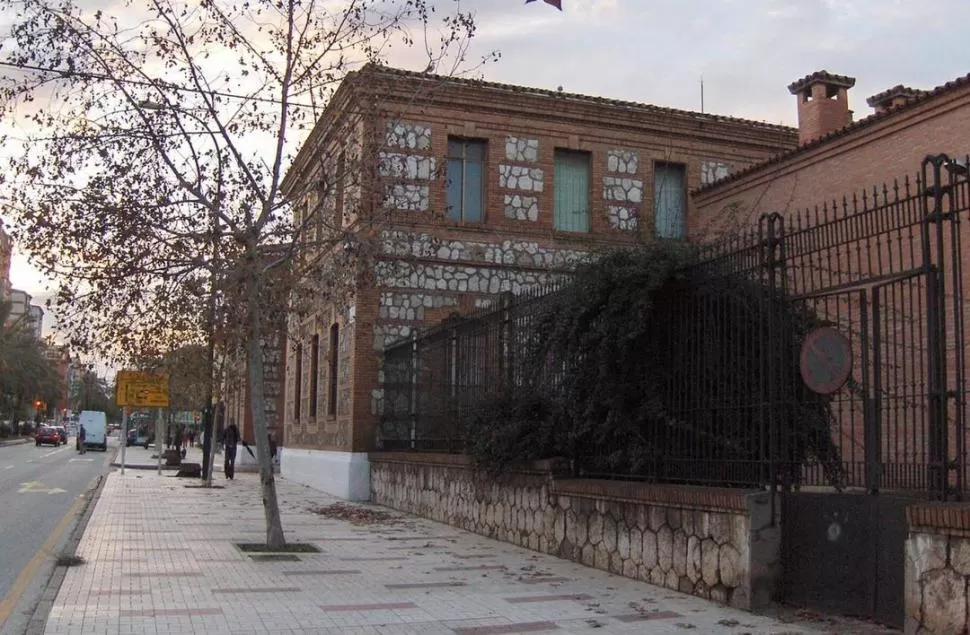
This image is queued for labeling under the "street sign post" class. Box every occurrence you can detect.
[120,407,128,475]
[116,371,170,407]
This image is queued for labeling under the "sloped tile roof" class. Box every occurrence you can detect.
[360,64,797,134]
[697,72,970,195]
[866,84,929,108]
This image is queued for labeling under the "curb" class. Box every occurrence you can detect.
[0,438,31,447]
[110,462,179,471]
[23,459,112,634]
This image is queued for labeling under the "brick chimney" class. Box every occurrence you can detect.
[866,85,927,115]
[788,70,856,145]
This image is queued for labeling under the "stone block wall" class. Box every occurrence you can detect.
[370,453,780,611]
[905,503,970,634]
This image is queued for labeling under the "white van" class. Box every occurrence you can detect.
[78,410,108,451]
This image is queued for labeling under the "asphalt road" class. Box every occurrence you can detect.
[0,434,117,634]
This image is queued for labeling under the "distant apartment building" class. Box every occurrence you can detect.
[27,304,44,338]
[7,288,44,337]
[8,288,29,323]
[42,342,72,417]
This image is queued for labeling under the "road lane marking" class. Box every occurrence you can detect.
[3,465,12,470]
[69,458,94,463]
[0,486,86,625]
[18,481,68,495]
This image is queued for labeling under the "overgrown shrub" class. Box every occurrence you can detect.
[465,242,843,489]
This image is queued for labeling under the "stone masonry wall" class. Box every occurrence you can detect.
[905,504,970,634]
[370,453,780,611]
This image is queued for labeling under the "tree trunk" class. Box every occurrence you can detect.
[245,269,286,548]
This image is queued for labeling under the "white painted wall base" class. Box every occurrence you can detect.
[235,445,280,473]
[281,448,371,501]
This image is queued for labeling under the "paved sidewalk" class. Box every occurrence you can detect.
[42,466,888,635]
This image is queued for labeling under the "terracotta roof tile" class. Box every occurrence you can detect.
[788,70,857,95]
[866,84,929,108]
[359,64,797,134]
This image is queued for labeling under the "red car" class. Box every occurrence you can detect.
[35,426,62,447]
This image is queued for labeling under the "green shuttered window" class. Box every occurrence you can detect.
[554,149,590,232]
[654,163,686,239]
[446,139,485,222]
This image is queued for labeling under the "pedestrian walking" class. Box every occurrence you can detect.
[77,424,86,454]
[223,421,240,480]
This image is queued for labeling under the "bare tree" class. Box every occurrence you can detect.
[0,0,490,547]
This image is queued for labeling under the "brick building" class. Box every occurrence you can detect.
[219,248,289,466]
[692,69,970,234]
[693,69,970,495]
[279,64,798,499]
[42,341,72,419]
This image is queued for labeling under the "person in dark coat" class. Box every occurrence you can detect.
[77,424,86,454]
[223,421,240,480]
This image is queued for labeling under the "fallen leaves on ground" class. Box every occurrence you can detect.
[311,502,400,525]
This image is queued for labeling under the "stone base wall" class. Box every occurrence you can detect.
[369,453,779,610]
[905,504,970,634]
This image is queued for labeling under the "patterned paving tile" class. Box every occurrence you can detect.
[42,449,831,635]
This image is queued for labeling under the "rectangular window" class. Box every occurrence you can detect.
[654,163,686,239]
[293,343,303,420]
[327,323,339,416]
[309,334,319,417]
[335,151,346,228]
[553,150,590,232]
[446,139,485,222]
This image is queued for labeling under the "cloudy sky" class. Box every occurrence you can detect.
[8,0,970,333]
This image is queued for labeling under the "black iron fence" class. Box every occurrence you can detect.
[379,155,969,499]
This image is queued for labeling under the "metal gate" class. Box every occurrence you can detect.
[777,154,968,628]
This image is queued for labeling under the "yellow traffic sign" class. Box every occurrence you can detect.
[116,371,170,407]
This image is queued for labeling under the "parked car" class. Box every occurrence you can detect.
[35,426,62,447]
[52,426,68,444]
[126,429,152,448]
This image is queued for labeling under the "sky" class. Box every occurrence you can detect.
[7,0,970,336]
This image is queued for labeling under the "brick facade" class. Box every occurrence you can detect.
[692,71,970,237]
[692,71,970,486]
[280,65,799,468]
